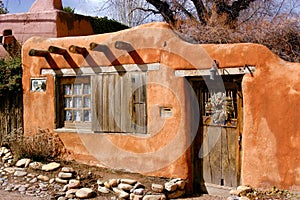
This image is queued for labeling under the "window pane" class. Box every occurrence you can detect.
[65,110,72,121]
[65,98,72,108]
[83,84,91,94]
[74,110,82,121]
[74,97,82,108]
[84,97,91,108]
[74,84,82,95]
[84,110,91,122]
[64,84,72,95]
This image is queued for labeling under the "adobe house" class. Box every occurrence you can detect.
[22,22,300,194]
[0,0,94,57]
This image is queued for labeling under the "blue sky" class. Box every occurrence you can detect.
[3,0,104,16]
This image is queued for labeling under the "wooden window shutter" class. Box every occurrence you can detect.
[92,72,147,134]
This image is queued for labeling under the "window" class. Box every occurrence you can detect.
[59,76,91,129]
[191,76,242,127]
[58,73,147,134]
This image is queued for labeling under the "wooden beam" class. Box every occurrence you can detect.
[69,45,88,56]
[114,41,133,51]
[48,46,67,55]
[89,42,108,52]
[48,45,78,68]
[89,42,124,71]
[29,49,49,57]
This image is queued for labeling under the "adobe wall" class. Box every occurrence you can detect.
[0,11,93,57]
[22,22,300,192]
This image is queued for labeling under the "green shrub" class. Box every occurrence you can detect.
[0,56,22,95]
[89,16,129,34]
[63,6,75,14]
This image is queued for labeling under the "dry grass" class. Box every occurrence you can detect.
[2,128,66,162]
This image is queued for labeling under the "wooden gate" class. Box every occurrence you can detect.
[191,75,243,191]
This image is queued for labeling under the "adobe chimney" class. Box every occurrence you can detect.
[29,0,63,12]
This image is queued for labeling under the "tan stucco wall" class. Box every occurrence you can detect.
[22,22,300,192]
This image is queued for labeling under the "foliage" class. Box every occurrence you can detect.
[0,0,8,14]
[2,128,66,162]
[0,56,22,94]
[89,16,129,34]
[63,6,75,14]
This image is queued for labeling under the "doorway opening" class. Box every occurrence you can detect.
[190,75,243,193]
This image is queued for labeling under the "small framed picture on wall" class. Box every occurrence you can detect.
[30,78,46,92]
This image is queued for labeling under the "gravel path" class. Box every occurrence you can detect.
[0,190,42,200]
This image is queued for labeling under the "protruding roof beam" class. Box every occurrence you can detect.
[69,45,88,57]
[48,46,67,55]
[29,48,58,69]
[114,41,146,69]
[29,49,49,57]
[90,42,121,65]
[115,41,133,51]
[89,42,125,75]
[68,45,98,68]
[48,46,78,68]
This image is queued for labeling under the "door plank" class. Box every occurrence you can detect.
[202,126,222,185]
[91,75,103,131]
[120,73,133,133]
[108,74,115,132]
[102,74,109,132]
[221,127,237,187]
[114,75,122,132]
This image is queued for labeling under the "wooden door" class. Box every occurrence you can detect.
[191,76,243,189]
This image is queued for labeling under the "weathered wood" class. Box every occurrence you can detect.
[202,126,222,185]
[91,73,147,134]
[29,49,49,57]
[0,93,23,144]
[132,73,147,133]
[236,90,243,185]
[102,75,109,132]
[69,45,88,57]
[92,76,102,131]
[114,41,132,51]
[48,46,67,55]
[131,73,138,132]
[221,127,237,187]
[194,77,242,189]
[108,75,115,132]
[125,73,133,133]
[114,75,122,132]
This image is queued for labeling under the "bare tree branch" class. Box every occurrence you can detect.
[130,7,160,15]
[172,0,198,22]
[272,0,285,19]
[145,0,176,25]
[190,0,209,25]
